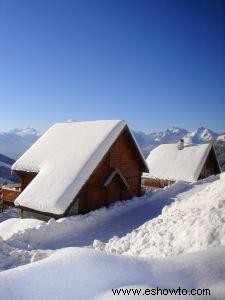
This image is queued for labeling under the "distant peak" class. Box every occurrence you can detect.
[170,126,181,130]
[168,127,185,133]
[196,126,213,133]
[10,127,41,136]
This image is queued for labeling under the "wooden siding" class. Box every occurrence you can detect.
[76,128,143,215]
[198,147,221,180]
[1,188,21,203]
[17,171,37,191]
[143,177,173,188]
[143,177,174,192]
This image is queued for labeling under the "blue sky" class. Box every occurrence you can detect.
[0,0,224,133]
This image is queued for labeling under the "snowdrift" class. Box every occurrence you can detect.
[93,173,225,257]
[0,218,44,240]
[0,246,225,299]
[0,174,225,299]
[0,179,201,250]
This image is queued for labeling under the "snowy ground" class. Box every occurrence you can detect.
[93,174,225,257]
[0,177,216,251]
[0,246,225,300]
[0,207,19,223]
[0,174,225,299]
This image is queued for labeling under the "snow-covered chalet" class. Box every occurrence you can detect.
[142,140,221,190]
[12,120,148,220]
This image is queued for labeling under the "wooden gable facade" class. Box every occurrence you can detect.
[16,126,147,220]
[198,146,221,180]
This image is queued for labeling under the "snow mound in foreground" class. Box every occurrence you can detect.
[0,238,51,271]
[93,173,225,258]
[0,246,225,299]
[0,218,44,240]
[1,180,189,249]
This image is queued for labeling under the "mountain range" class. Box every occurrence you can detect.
[0,128,40,184]
[0,126,224,184]
[133,126,222,157]
[0,126,222,160]
[0,128,41,160]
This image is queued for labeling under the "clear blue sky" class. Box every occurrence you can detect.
[0,0,224,133]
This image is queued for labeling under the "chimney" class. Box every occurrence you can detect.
[67,118,76,123]
[177,139,184,150]
[185,135,193,145]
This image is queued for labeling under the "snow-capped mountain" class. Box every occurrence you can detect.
[0,128,41,160]
[189,127,218,143]
[0,128,40,183]
[0,125,223,167]
[0,153,19,185]
[133,126,219,157]
[10,128,39,137]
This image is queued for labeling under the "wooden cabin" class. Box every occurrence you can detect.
[142,141,221,192]
[0,184,21,211]
[12,120,148,221]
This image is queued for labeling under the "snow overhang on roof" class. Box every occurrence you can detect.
[143,143,212,182]
[12,120,147,215]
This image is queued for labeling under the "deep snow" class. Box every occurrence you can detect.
[0,178,213,251]
[0,246,225,299]
[93,173,225,257]
[0,237,51,272]
[0,173,224,299]
[0,218,44,241]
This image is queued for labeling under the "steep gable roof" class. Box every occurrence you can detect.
[143,143,213,182]
[12,120,147,215]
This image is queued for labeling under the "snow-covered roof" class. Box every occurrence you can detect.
[12,120,147,215]
[143,143,212,182]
